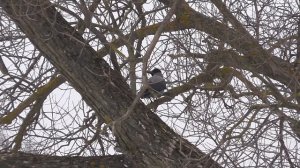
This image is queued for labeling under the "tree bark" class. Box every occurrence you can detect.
[0,0,221,167]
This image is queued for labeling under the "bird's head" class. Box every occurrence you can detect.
[147,68,162,76]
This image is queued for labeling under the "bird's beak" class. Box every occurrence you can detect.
[146,70,152,74]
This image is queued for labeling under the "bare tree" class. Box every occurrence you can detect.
[0,0,300,167]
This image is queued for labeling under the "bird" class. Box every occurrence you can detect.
[141,68,167,98]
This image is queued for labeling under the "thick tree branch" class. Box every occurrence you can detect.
[0,152,133,168]
[12,93,46,152]
[156,0,294,88]
[0,75,65,125]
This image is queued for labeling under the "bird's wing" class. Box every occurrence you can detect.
[148,75,164,84]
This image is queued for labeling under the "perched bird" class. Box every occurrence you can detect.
[0,56,8,75]
[141,68,167,98]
